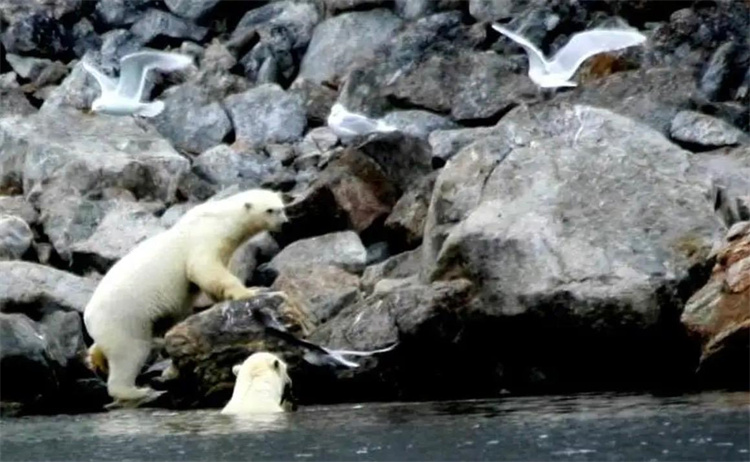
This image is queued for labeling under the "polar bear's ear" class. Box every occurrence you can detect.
[232,365,242,376]
[244,202,252,211]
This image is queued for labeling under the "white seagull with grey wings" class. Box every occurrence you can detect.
[492,24,647,88]
[82,50,194,118]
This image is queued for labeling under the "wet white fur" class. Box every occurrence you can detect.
[222,352,291,415]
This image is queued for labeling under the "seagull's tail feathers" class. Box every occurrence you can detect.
[136,100,165,118]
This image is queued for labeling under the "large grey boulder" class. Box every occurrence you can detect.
[0,107,188,205]
[192,144,280,189]
[58,199,166,270]
[151,83,233,154]
[129,8,208,45]
[0,261,97,316]
[224,84,307,148]
[427,103,724,335]
[298,9,403,85]
[268,231,368,276]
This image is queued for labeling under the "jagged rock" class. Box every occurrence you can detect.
[428,124,513,164]
[0,262,97,316]
[1,12,71,58]
[0,0,83,22]
[268,231,368,276]
[0,87,36,118]
[0,196,39,225]
[382,110,458,141]
[0,215,33,261]
[670,110,746,149]
[192,144,280,189]
[224,84,307,148]
[58,199,166,271]
[0,313,59,403]
[228,232,280,287]
[288,78,337,124]
[690,145,750,228]
[393,0,463,20]
[700,41,736,101]
[164,0,221,20]
[386,50,533,122]
[38,310,87,371]
[468,0,513,22]
[94,0,157,27]
[354,132,434,194]
[130,9,208,45]
[385,172,436,251]
[229,1,321,85]
[0,107,188,204]
[152,83,233,154]
[361,248,422,294]
[5,54,65,85]
[298,9,403,85]
[280,150,398,245]
[296,127,339,158]
[682,221,750,388]
[71,18,101,58]
[272,265,361,325]
[307,278,474,402]
[559,67,699,136]
[39,58,98,111]
[163,294,313,407]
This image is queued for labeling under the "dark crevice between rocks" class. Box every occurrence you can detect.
[385,94,450,116]
[456,103,519,128]
[669,137,739,154]
[329,1,397,16]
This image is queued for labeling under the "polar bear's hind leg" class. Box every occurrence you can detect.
[105,339,157,401]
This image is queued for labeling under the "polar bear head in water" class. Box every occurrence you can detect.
[221,352,293,415]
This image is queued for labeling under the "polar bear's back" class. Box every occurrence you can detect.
[83,229,193,336]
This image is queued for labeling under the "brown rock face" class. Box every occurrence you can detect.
[682,221,750,389]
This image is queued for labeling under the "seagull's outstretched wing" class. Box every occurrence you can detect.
[81,60,117,94]
[549,29,646,81]
[492,24,549,72]
[251,305,397,369]
[117,50,193,101]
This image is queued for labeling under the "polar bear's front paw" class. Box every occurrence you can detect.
[225,286,260,301]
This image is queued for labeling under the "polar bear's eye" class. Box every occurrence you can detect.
[266,208,275,214]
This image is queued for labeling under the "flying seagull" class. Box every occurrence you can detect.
[327,103,398,144]
[492,24,647,88]
[82,50,194,118]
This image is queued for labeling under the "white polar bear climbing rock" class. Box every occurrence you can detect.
[221,352,292,415]
[83,189,288,404]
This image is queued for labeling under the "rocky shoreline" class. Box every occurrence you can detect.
[1,0,748,417]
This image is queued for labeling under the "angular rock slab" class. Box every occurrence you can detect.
[0,108,188,203]
[298,9,403,85]
[682,221,750,388]
[0,261,97,317]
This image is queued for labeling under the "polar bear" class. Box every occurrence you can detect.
[221,352,293,415]
[83,189,288,404]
